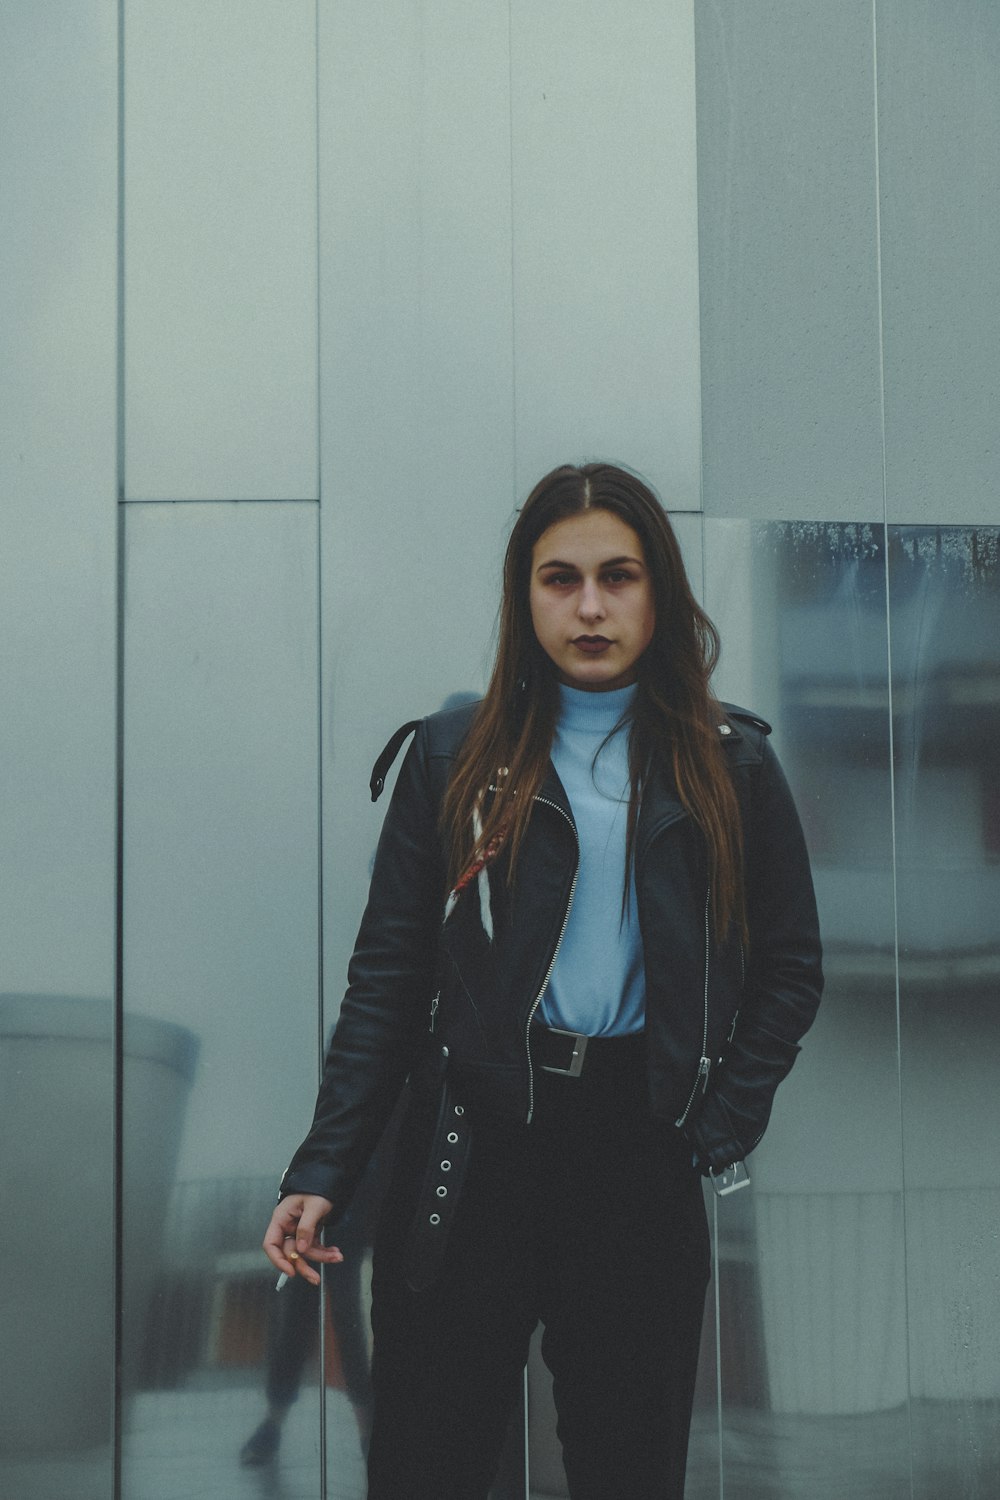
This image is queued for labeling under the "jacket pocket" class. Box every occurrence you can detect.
[686,1023,802,1171]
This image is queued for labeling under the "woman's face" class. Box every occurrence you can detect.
[529,509,655,692]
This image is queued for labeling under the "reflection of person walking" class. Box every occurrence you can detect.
[239,1244,371,1466]
[262,463,824,1499]
[241,1144,386,1467]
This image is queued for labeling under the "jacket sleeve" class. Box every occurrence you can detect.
[687,736,824,1173]
[279,719,445,1210]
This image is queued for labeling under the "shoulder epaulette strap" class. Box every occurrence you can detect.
[719,702,772,736]
[370,719,422,802]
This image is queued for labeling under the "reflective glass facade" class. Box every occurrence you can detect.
[3,4,998,1498]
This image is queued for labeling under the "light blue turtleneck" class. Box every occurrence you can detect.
[539,681,646,1037]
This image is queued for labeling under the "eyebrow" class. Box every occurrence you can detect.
[535,554,645,572]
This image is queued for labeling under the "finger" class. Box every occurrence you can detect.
[300,1242,345,1265]
[263,1236,300,1275]
[262,1207,304,1274]
[263,1236,297,1276]
[294,1205,329,1255]
[287,1235,323,1285]
[269,1228,323,1283]
[284,1232,322,1285]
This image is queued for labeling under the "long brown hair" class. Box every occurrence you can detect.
[441,463,745,940]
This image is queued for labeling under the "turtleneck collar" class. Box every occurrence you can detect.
[556,680,638,733]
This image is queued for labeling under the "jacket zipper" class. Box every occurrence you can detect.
[428,992,440,1033]
[725,940,745,1046]
[524,796,579,1124]
[674,886,712,1127]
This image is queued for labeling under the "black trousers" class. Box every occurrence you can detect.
[367,1033,711,1500]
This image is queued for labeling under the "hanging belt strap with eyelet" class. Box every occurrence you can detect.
[404,1073,473,1293]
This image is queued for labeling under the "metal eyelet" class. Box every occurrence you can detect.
[447,1131,459,1144]
[440,1160,451,1171]
[436,1185,447,1197]
[429,1213,441,1226]
[454,1105,464,1116]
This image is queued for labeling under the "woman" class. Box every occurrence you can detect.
[263,462,823,1499]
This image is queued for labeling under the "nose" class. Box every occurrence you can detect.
[577,577,606,623]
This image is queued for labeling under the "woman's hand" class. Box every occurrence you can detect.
[262,1193,341,1285]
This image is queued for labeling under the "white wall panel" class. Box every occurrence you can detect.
[669,511,705,606]
[318,0,515,1001]
[510,0,701,508]
[124,0,318,500]
[696,0,884,521]
[877,1,1000,525]
[0,2,118,998]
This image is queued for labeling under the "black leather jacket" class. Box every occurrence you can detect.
[281,699,823,1207]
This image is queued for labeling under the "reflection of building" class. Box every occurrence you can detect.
[711,525,1000,1426]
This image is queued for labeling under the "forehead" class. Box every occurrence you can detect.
[532,509,645,565]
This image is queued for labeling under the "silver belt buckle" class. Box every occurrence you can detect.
[540,1027,589,1078]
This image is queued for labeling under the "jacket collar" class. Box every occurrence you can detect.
[536,760,574,819]
[513,701,770,832]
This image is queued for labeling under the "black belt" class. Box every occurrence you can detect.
[531,1023,645,1078]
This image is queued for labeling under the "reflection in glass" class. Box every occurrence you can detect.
[0,997,114,1499]
[705,520,908,1499]
[889,527,1000,1498]
[120,503,322,1498]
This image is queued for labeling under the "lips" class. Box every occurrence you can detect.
[572,635,612,654]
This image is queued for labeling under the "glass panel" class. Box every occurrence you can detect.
[888,526,1000,1497]
[704,520,909,1498]
[511,0,701,504]
[695,1,883,520]
[121,503,321,1497]
[124,0,318,501]
[0,3,117,1495]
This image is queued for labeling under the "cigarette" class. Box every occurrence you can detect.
[275,1273,290,1292]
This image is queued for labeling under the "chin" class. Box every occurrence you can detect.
[564,669,629,692]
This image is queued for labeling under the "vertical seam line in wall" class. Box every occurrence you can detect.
[508,26,528,1494]
[694,1,713,1433]
[507,0,518,507]
[313,4,325,1098]
[872,7,916,1497]
[114,2,127,1496]
[691,0,706,519]
[313,6,328,1495]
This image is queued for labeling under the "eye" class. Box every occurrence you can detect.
[604,568,637,585]
[543,571,577,587]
